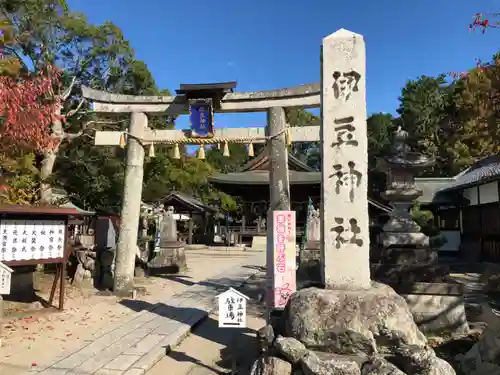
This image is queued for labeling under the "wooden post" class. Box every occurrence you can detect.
[114,112,147,296]
[225,213,230,246]
[188,216,193,245]
[266,106,291,313]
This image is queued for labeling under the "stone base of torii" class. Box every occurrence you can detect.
[81,29,458,374]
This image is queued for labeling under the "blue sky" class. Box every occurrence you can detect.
[68,0,500,131]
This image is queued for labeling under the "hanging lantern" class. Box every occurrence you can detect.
[173,143,181,159]
[248,142,255,157]
[148,143,155,158]
[119,133,127,148]
[223,141,230,157]
[198,144,206,159]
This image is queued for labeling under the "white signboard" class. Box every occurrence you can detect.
[0,262,13,295]
[0,219,66,262]
[217,287,249,328]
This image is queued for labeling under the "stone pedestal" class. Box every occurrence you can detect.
[298,240,321,284]
[147,241,187,273]
[10,266,36,297]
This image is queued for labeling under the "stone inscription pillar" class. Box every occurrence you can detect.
[320,29,371,290]
[114,112,147,296]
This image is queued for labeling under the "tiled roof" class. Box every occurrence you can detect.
[440,155,500,192]
[51,188,96,215]
[160,191,216,213]
[414,178,456,204]
[240,145,315,172]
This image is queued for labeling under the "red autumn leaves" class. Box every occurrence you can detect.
[0,67,64,153]
[470,13,500,33]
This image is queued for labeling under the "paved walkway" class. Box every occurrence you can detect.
[147,271,267,375]
[4,248,264,375]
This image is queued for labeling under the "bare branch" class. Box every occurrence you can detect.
[61,76,77,101]
[64,120,127,142]
[65,98,86,118]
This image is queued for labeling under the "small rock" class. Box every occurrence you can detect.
[422,356,455,375]
[250,355,292,375]
[301,351,360,375]
[394,346,454,375]
[394,345,435,371]
[361,356,406,375]
[275,336,308,364]
[259,325,276,347]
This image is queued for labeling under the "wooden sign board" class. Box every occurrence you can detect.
[0,219,66,262]
[271,210,297,309]
[217,287,249,328]
[0,205,81,309]
[0,262,13,295]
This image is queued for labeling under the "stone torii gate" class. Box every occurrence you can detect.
[81,81,321,296]
[81,27,371,301]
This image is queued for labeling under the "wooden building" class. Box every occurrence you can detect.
[209,146,391,246]
[415,155,500,262]
[158,192,217,245]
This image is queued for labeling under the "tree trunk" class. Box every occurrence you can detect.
[40,106,63,203]
[40,148,58,203]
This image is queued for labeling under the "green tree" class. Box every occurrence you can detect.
[0,0,160,202]
[285,107,320,169]
[367,112,394,167]
[450,54,500,172]
[205,144,250,173]
[142,152,237,213]
[397,75,459,176]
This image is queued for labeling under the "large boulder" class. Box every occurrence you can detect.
[285,283,427,355]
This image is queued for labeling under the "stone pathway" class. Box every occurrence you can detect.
[0,247,264,375]
[146,272,267,375]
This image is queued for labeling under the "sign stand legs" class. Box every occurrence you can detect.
[48,262,66,310]
[231,330,238,375]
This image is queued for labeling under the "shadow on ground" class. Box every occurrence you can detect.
[119,267,267,349]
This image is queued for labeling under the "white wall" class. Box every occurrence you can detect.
[438,230,461,252]
[479,181,499,204]
[463,187,479,205]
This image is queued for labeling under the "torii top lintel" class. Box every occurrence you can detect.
[175,81,237,96]
[81,82,320,115]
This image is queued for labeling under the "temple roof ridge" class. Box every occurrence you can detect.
[240,145,315,172]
